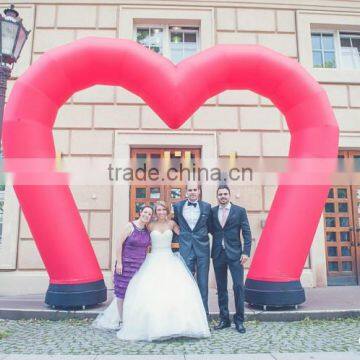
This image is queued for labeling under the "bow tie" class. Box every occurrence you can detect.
[187,201,198,207]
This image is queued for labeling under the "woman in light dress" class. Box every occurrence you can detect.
[93,201,210,342]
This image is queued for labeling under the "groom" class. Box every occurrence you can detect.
[210,184,252,333]
[173,181,212,316]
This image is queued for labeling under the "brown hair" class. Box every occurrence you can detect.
[217,184,231,195]
[139,204,154,214]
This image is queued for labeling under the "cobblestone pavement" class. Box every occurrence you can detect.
[0,318,359,355]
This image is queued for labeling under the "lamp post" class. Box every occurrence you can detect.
[0,4,30,145]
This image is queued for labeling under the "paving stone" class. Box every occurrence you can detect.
[5,357,96,360]
[186,355,273,359]
[0,319,359,355]
[272,352,360,360]
[97,357,184,360]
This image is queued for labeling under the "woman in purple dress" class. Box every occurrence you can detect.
[113,205,153,321]
[92,205,153,330]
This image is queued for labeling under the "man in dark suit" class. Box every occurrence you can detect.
[210,185,252,333]
[173,181,212,316]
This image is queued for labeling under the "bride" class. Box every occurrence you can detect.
[93,200,210,341]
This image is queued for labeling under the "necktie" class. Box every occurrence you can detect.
[187,201,197,207]
[221,207,228,227]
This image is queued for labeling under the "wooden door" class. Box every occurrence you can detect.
[324,150,360,285]
[349,150,360,283]
[129,147,201,220]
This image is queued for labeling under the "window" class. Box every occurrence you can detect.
[135,25,199,64]
[311,32,336,68]
[340,32,360,69]
[169,27,199,63]
[136,27,163,54]
[311,30,360,70]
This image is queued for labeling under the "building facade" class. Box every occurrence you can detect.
[0,0,360,295]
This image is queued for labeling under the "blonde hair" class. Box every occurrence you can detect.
[154,201,170,216]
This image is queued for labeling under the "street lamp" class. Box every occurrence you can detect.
[0,4,30,145]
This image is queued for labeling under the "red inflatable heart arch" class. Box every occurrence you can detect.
[2,38,339,308]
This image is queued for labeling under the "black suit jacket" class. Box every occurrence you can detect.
[210,203,252,261]
[173,199,212,259]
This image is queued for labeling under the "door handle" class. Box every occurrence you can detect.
[356,227,360,246]
[348,228,355,247]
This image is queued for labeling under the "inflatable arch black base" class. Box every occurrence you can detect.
[245,279,305,307]
[45,280,107,309]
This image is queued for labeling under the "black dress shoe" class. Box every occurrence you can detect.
[213,319,231,330]
[235,322,246,333]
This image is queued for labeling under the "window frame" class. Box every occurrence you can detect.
[311,29,360,70]
[297,10,360,83]
[169,26,200,64]
[339,31,360,70]
[133,25,166,55]
[133,24,200,63]
[311,30,338,69]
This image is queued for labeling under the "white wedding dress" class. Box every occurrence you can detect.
[93,229,210,341]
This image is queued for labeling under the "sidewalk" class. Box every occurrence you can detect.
[0,353,359,359]
[0,286,360,321]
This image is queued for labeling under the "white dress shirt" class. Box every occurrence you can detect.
[182,200,200,231]
[218,202,231,248]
